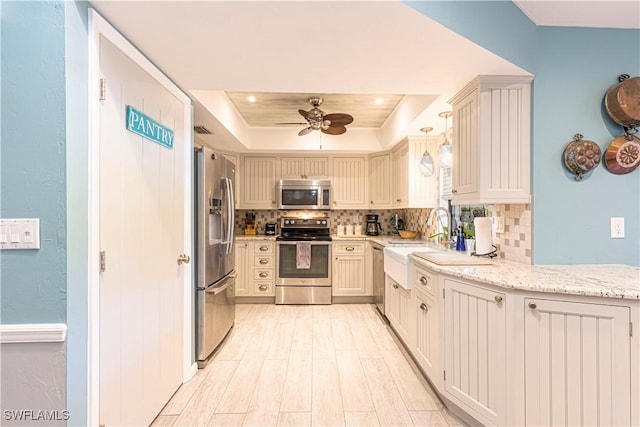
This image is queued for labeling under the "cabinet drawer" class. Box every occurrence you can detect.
[253,269,273,280]
[334,242,366,254]
[414,267,435,298]
[254,255,274,267]
[254,282,273,294]
[254,243,274,254]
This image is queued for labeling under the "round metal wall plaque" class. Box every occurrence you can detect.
[563,134,601,181]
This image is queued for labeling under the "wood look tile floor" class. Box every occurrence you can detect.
[153,304,466,427]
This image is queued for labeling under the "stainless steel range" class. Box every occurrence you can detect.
[275,217,332,305]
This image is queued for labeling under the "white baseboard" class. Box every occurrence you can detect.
[0,323,67,343]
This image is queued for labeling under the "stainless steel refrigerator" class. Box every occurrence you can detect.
[195,147,236,367]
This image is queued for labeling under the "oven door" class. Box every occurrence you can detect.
[276,241,332,286]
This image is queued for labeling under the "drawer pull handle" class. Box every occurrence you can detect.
[259,246,269,251]
[529,302,537,309]
[258,285,268,291]
[345,246,355,251]
[419,303,428,311]
[393,284,399,289]
[494,295,503,303]
[259,258,269,265]
[259,272,269,278]
[419,276,428,286]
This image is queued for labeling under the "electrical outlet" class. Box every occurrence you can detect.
[491,216,505,234]
[0,218,40,249]
[611,217,625,239]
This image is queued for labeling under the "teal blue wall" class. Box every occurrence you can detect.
[1,1,68,323]
[406,1,640,266]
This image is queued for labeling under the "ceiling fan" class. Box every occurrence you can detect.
[278,97,354,136]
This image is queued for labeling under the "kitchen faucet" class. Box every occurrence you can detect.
[427,207,453,245]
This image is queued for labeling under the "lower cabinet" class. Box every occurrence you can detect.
[235,240,275,297]
[385,274,411,345]
[413,289,439,386]
[443,277,506,426]
[524,298,632,426]
[332,242,371,296]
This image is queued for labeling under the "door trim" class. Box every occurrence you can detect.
[87,9,195,426]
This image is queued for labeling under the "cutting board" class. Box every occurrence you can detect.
[413,252,494,266]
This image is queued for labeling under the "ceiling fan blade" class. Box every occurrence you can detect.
[298,127,313,136]
[274,122,308,125]
[324,113,353,127]
[322,126,347,135]
[298,109,310,120]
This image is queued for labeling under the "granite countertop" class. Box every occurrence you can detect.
[410,254,640,300]
[235,235,277,241]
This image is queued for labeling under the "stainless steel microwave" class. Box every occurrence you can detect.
[276,180,331,210]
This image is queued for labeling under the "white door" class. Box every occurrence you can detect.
[99,36,185,426]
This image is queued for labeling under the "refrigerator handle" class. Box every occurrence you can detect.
[225,177,235,254]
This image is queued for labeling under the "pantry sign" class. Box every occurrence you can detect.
[126,105,174,149]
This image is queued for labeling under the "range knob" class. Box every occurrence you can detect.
[284,220,290,225]
[322,220,327,225]
[316,220,321,224]
[289,219,295,224]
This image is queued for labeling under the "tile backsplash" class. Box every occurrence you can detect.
[236,204,533,264]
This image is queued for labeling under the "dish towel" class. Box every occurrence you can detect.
[296,242,312,269]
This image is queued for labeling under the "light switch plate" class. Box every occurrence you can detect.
[611,217,625,239]
[0,219,40,249]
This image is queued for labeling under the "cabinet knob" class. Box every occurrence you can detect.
[419,302,428,311]
[259,272,268,278]
[345,246,355,251]
[396,199,401,202]
[272,200,275,204]
[177,254,191,265]
[370,201,374,204]
[419,276,428,286]
[393,284,399,289]
[259,258,269,265]
[529,302,537,309]
[258,285,268,291]
[494,295,503,303]
[452,189,458,194]
[259,246,269,251]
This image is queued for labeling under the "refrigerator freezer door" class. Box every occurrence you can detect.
[196,272,236,366]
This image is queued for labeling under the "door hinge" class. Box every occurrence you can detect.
[100,251,106,273]
[443,370,446,381]
[631,322,633,337]
[99,78,106,100]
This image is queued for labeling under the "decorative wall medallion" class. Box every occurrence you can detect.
[563,133,601,181]
[605,134,640,174]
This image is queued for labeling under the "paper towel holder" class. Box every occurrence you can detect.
[471,244,497,258]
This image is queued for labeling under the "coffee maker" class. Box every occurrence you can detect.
[365,214,382,236]
[244,211,257,235]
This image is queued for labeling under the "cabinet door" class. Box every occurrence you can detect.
[392,144,408,207]
[451,89,478,197]
[524,298,631,426]
[396,286,412,345]
[369,153,392,208]
[332,254,367,296]
[234,242,251,296]
[385,275,400,326]
[280,157,305,179]
[241,156,277,209]
[332,157,367,209]
[414,290,438,382]
[444,278,506,426]
[304,157,330,179]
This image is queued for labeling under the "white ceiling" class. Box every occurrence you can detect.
[514,0,640,29]
[90,1,636,153]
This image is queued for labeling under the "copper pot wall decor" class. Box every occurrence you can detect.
[605,74,640,129]
[604,132,640,174]
[563,133,601,181]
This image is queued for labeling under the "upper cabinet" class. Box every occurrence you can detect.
[280,156,330,180]
[368,153,392,209]
[240,155,278,209]
[332,156,368,209]
[449,75,533,205]
[390,137,440,209]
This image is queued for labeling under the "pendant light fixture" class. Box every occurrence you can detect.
[438,111,453,168]
[419,126,434,176]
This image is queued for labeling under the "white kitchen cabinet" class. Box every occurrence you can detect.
[240,156,278,209]
[280,156,330,179]
[449,75,532,205]
[332,242,370,296]
[410,264,440,389]
[234,241,251,296]
[524,298,632,426]
[331,156,368,209]
[443,277,506,426]
[391,137,440,209]
[385,274,411,345]
[368,153,392,208]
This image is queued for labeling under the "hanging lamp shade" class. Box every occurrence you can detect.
[419,127,434,176]
[438,112,453,168]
